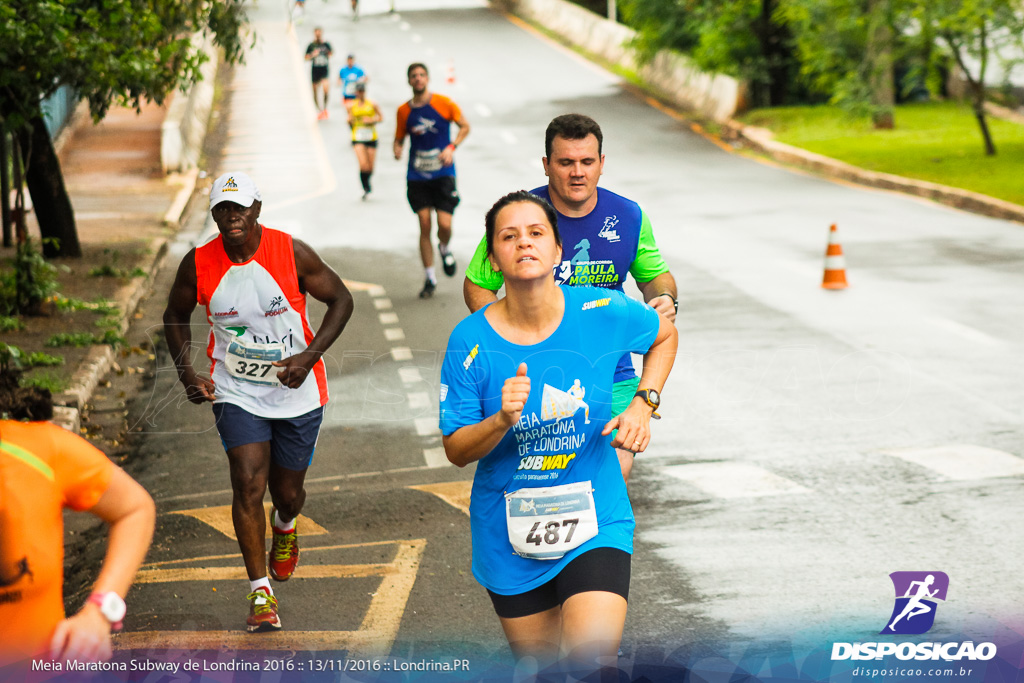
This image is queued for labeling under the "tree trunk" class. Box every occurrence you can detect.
[867,0,895,129]
[972,97,997,156]
[1,131,11,248]
[17,111,81,258]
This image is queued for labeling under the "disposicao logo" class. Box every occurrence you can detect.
[831,571,997,663]
[882,571,948,635]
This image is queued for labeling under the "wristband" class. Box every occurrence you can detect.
[656,293,678,314]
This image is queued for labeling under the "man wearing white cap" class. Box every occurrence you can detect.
[163,172,354,632]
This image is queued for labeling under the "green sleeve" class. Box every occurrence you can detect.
[629,210,669,283]
[465,234,505,291]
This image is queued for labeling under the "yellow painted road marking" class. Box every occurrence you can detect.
[409,481,472,516]
[119,539,425,655]
[140,540,406,569]
[169,502,328,541]
[135,564,395,584]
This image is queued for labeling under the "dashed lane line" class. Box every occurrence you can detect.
[883,444,1024,481]
[661,462,811,499]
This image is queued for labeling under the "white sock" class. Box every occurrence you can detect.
[250,577,272,595]
[425,267,437,283]
[438,242,451,256]
[272,509,296,531]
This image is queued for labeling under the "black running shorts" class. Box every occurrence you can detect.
[311,66,329,83]
[406,176,460,214]
[486,547,631,619]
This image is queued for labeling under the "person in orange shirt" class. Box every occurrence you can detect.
[393,62,470,299]
[0,383,155,665]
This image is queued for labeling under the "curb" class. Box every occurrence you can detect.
[723,120,1024,225]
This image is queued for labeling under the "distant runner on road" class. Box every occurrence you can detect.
[463,114,677,484]
[394,62,470,299]
[348,81,383,200]
[305,27,333,120]
[337,54,367,110]
[163,172,354,633]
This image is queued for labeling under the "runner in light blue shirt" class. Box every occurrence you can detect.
[440,191,677,676]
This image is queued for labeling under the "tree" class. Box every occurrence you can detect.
[0,1,251,257]
[917,0,1024,156]
[777,0,915,126]
[621,0,802,107]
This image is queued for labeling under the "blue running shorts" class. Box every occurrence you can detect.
[212,402,324,471]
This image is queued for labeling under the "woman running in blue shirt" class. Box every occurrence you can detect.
[440,191,677,676]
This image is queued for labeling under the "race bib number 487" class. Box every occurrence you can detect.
[505,481,598,560]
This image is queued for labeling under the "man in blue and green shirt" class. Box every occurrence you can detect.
[462,113,677,484]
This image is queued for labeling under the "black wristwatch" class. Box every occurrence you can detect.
[634,389,661,419]
[656,293,678,314]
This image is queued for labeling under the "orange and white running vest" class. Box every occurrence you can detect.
[195,226,328,418]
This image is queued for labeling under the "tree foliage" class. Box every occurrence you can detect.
[917,0,1024,155]
[0,0,250,131]
[0,1,251,257]
[621,0,802,107]
[620,0,1024,151]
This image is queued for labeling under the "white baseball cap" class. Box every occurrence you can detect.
[210,172,262,210]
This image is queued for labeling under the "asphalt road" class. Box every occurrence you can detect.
[104,0,1024,680]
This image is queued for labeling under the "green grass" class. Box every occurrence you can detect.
[738,101,1024,206]
[22,370,67,394]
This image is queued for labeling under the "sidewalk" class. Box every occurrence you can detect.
[38,100,196,430]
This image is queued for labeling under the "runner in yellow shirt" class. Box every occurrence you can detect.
[347,82,383,200]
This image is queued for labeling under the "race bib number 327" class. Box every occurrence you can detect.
[224,340,286,387]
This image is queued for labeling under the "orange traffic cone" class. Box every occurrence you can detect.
[446,59,456,85]
[822,223,848,289]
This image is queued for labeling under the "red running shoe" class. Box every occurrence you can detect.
[269,509,299,581]
[246,587,281,632]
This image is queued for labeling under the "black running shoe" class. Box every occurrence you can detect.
[440,248,457,277]
[419,279,436,299]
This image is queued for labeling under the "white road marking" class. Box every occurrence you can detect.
[368,285,386,297]
[883,444,1024,480]
[400,21,411,30]
[391,347,413,361]
[927,317,1001,347]
[379,312,399,325]
[414,417,440,437]
[384,327,406,341]
[407,392,431,409]
[399,367,423,384]
[422,447,450,468]
[411,33,422,43]
[500,130,518,145]
[661,462,811,499]
[475,103,492,118]
[373,298,393,310]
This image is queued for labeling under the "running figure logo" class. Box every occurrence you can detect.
[881,571,949,635]
[410,117,439,136]
[598,215,620,243]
